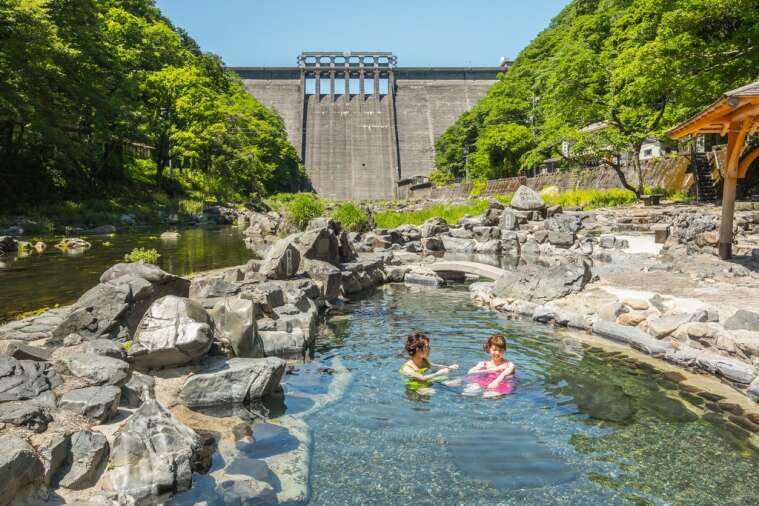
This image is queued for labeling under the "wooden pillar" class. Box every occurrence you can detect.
[719,121,749,259]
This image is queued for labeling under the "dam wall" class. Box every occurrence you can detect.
[233,53,502,200]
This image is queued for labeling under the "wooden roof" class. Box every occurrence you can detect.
[668,80,759,139]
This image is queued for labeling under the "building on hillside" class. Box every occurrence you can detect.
[556,121,675,163]
[499,57,513,70]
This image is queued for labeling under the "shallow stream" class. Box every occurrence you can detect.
[0,226,253,322]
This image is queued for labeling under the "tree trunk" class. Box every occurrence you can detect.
[631,142,645,197]
[155,133,168,183]
[604,153,642,199]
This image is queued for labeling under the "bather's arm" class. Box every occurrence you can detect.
[402,364,450,381]
[487,362,515,389]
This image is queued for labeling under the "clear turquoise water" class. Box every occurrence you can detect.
[0,226,253,322]
[295,285,759,505]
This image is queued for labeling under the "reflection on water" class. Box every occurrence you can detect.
[305,285,759,505]
[0,226,254,322]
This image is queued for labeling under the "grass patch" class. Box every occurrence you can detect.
[285,193,324,230]
[124,247,161,264]
[331,202,369,232]
[374,200,490,228]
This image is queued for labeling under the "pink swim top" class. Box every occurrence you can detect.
[468,362,516,395]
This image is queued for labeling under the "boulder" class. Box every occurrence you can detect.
[493,262,591,303]
[240,282,285,314]
[499,209,519,231]
[38,432,69,486]
[258,238,301,280]
[0,356,59,403]
[472,226,501,242]
[510,185,545,211]
[0,401,51,432]
[500,231,520,257]
[129,296,214,369]
[481,208,503,227]
[441,236,477,252]
[647,314,690,339]
[0,341,53,361]
[545,214,582,234]
[695,353,756,384]
[337,230,357,262]
[449,227,474,239]
[57,430,109,490]
[294,228,340,265]
[59,386,121,423]
[725,310,759,332]
[304,259,342,303]
[546,231,575,248]
[422,236,444,251]
[0,434,43,503]
[107,400,204,501]
[475,239,501,254]
[189,277,240,299]
[56,352,130,386]
[179,357,286,407]
[420,217,449,237]
[210,297,262,358]
[121,371,155,408]
[82,339,126,360]
[404,267,446,288]
[623,298,650,311]
[592,319,672,356]
[617,312,647,326]
[53,262,190,341]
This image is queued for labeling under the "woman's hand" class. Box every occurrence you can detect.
[448,364,460,371]
[487,379,501,390]
[437,367,450,376]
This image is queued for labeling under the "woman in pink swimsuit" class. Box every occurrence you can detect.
[466,333,516,396]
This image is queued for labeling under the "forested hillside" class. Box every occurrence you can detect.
[0,0,303,208]
[434,0,759,193]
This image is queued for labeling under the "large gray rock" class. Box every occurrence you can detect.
[545,214,582,234]
[57,430,109,490]
[258,238,301,280]
[592,319,672,356]
[179,357,286,407]
[38,432,69,486]
[210,297,262,358]
[0,434,43,503]
[725,310,759,332]
[404,267,446,288]
[53,262,190,341]
[304,259,342,303]
[294,228,340,265]
[0,341,53,361]
[546,230,575,248]
[695,353,756,384]
[107,400,203,501]
[647,314,690,339]
[499,209,519,231]
[493,262,591,303]
[472,226,501,242]
[0,401,51,432]
[59,385,121,423]
[0,356,59,403]
[120,371,156,408]
[441,236,477,252]
[510,185,545,211]
[129,296,213,369]
[420,217,449,237]
[82,339,126,360]
[56,352,130,386]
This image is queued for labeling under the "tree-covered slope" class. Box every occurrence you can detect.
[433,0,759,188]
[0,0,303,206]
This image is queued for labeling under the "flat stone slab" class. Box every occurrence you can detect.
[59,385,121,423]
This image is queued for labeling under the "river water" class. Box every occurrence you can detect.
[0,226,253,322]
[293,285,759,505]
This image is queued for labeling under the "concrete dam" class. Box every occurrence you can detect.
[232,52,503,200]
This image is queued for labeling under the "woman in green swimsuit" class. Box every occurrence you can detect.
[400,331,459,395]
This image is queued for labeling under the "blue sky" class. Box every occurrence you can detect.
[155,0,570,67]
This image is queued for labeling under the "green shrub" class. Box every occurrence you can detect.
[285,193,324,230]
[332,202,369,232]
[124,247,161,264]
[469,179,488,198]
[429,169,455,187]
[374,200,490,228]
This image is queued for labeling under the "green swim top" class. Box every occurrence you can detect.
[400,361,445,391]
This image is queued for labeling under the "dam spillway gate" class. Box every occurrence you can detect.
[233,52,502,200]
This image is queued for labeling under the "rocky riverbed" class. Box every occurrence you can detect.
[3,186,759,504]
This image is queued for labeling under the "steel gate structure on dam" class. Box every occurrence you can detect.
[232,52,503,200]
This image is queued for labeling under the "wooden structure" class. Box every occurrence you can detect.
[668,81,759,259]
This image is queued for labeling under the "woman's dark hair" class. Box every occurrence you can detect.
[484,333,507,352]
[405,331,430,356]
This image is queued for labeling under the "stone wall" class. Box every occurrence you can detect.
[410,155,696,200]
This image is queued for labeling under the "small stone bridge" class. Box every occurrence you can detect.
[428,261,506,280]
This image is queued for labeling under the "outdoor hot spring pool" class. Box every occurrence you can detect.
[285,284,759,505]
